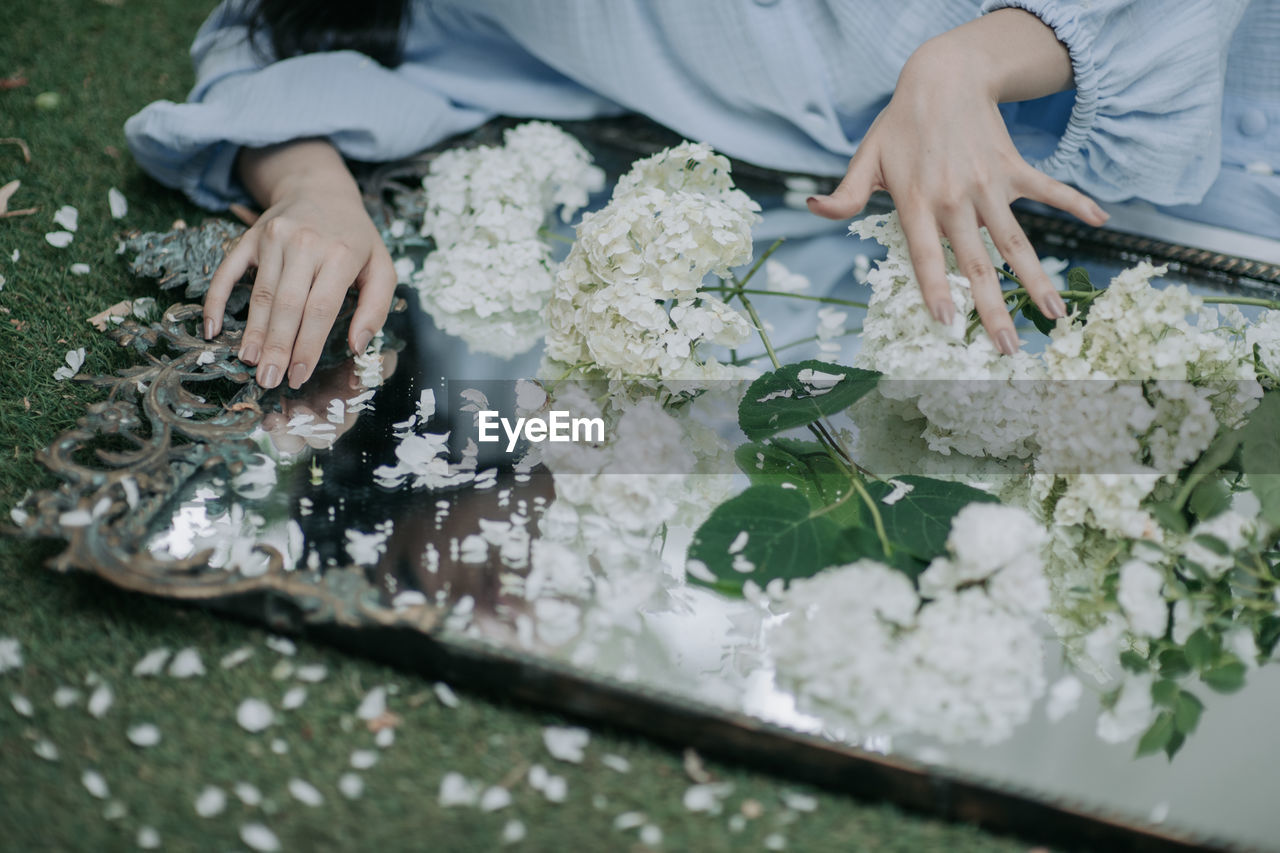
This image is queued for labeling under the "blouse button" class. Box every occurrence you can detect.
[1239,108,1269,137]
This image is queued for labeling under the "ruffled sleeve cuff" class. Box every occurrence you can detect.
[125,50,495,209]
[981,0,1250,205]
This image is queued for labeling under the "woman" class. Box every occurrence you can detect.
[126,0,1275,389]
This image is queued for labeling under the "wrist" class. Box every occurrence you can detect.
[906,9,1072,104]
[237,139,361,208]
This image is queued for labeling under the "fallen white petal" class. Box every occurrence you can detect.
[270,660,294,681]
[108,188,128,219]
[11,693,33,717]
[270,738,289,755]
[132,648,171,677]
[220,647,254,669]
[294,664,327,683]
[640,825,663,846]
[168,648,205,678]
[53,686,80,708]
[288,778,323,807]
[375,727,395,748]
[0,637,21,673]
[480,786,512,812]
[53,205,78,232]
[438,772,479,807]
[82,769,109,799]
[433,682,460,708]
[240,823,281,853]
[103,800,127,821]
[613,812,647,831]
[265,636,296,656]
[127,723,161,748]
[542,775,567,803]
[33,739,59,761]
[338,772,364,800]
[780,790,818,812]
[281,686,307,711]
[527,764,548,791]
[356,686,386,721]
[543,726,589,763]
[45,231,74,248]
[87,683,113,718]
[136,826,160,850]
[350,749,378,770]
[195,785,227,818]
[502,819,526,844]
[233,782,262,807]
[69,263,90,276]
[764,832,788,851]
[236,698,274,733]
[601,754,631,774]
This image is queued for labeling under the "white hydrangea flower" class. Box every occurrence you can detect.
[544,141,760,383]
[771,558,1046,745]
[1116,559,1168,638]
[1096,673,1157,744]
[412,122,604,357]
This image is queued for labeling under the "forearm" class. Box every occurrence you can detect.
[236,138,362,208]
[904,8,1073,104]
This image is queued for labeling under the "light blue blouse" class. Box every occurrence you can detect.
[126,0,1279,239]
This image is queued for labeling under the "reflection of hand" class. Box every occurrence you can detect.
[809,9,1109,354]
[203,139,397,391]
[260,348,399,455]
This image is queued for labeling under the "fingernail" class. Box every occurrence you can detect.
[1049,294,1068,319]
[1093,203,1109,223]
[204,317,216,340]
[289,362,308,389]
[353,329,373,354]
[996,329,1020,355]
[240,343,260,365]
[260,363,280,389]
[931,301,955,326]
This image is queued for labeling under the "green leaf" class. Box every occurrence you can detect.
[1136,712,1175,758]
[734,440,861,528]
[864,476,999,562]
[1173,691,1204,735]
[1150,679,1179,708]
[1164,730,1187,760]
[1067,266,1095,293]
[1241,392,1280,527]
[1184,628,1218,672]
[1174,428,1245,511]
[687,485,873,595]
[1119,650,1148,674]
[1019,301,1056,336]
[1201,658,1247,693]
[1256,615,1280,660]
[1157,648,1191,678]
[1187,476,1231,521]
[1146,501,1189,536]
[738,361,879,441]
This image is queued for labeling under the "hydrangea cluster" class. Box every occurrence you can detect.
[850,212,1046,460]
[768,504,1049,745]
[543,142,760,382]
[412,122,604,357]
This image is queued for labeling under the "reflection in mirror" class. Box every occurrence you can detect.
[14,119,1280,851]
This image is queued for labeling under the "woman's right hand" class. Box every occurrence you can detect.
[203,139,397,390]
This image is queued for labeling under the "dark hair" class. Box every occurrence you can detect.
[247,0,410,68]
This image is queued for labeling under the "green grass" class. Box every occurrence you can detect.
[0,3,1039,851]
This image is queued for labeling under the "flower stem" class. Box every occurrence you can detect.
[730,327,863,365]
[703,286,868,310]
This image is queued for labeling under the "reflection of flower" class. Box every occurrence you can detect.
[411,122,604,357]
[769,506,1049,745]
